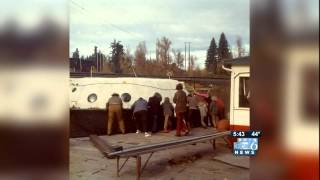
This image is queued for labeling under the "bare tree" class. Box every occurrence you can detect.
[172,49,184,69]
[156,37,172,65]
[236,36,245,58]
[134,41,147,66]
[121,48,134,74]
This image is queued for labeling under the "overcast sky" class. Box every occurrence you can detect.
[70,0,250,68]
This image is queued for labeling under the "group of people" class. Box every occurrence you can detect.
[106,83,225,137]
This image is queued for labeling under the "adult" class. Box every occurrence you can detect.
[207,84,215,99]
[215,96,226,120]
[106,93,125,135]
[198,100,208,128]
[209,96,218,128]
[148,93,161,133]
[187,93,198,128]
[131,97,151,137]
[161,97,174,132]
[173,83,188,136]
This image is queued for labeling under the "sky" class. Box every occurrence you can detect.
[70,0,250,68]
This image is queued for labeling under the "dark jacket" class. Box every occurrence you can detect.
[173,90,187,113]
[148,96,161,114]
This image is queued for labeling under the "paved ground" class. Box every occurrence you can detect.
[70,128,249,180]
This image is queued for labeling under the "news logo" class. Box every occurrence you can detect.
[233,138,258,156]
[231,130,261,156]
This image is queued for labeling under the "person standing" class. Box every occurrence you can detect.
[173,83,188,136]
[207,84,215,99]
[106,93,125,135]
[215,96,226,120]
[131,97,151,137]
[148,93,161,133]
[161,97,174,133]
[209,96,218,128]
[187,93,198,128]
[198,100,208,128]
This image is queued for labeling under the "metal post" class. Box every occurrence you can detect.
[136,156,141,180]
[188,42,191,72]
[193,80,195,89]
[212,139,216,150]
[117,157,120,177]
[184,42,187,71]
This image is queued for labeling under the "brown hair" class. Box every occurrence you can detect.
[176,83,183,90]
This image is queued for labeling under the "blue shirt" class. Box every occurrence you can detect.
[132,98,148,113]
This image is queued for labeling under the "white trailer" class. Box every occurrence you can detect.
[223,57,250,131]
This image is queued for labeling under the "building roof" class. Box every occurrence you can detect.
[223,56,250,66]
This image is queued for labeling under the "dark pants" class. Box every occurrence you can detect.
[188,109,198,128]
[134,110,147,132]
[151,114,159,133]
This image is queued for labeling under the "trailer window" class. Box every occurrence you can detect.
[87,93,97,103]
[239,77,250,108]
[121,93,131,102]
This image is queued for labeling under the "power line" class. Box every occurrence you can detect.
[70,0,141,38]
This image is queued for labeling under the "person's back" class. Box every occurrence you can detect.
[148,96,161,114]
[198,101,208,116]
[162,97,174,132]
[108,95,122,106]
[133,98,148,113]
[148,94,161,133]
[209,100,217,114]
[173,90,187,113]
[173,83,188,136]
[198,101,208,128]
[187,95,198,110]
[132,98,150,137]
[162,99,174,116]
[215,98,225,109]
[215,97,225,120]
[106,93,125,135]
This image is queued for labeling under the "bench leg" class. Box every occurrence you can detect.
[212,139,216,150]
[223,137,232,149]
[117,157,120,177]
[136,156,141,180]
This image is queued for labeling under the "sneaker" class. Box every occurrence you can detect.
[145,132,151,137]
[136,130,141,134]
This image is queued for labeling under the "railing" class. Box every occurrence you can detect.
[90,131,231,180]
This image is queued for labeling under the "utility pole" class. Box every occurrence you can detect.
[184,42,187,71]
[94,46,98,72]
[186,42,191,72]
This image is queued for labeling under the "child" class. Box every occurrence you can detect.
[209,96,218,128]
[198,101,208,128]
[161,97,174,132]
